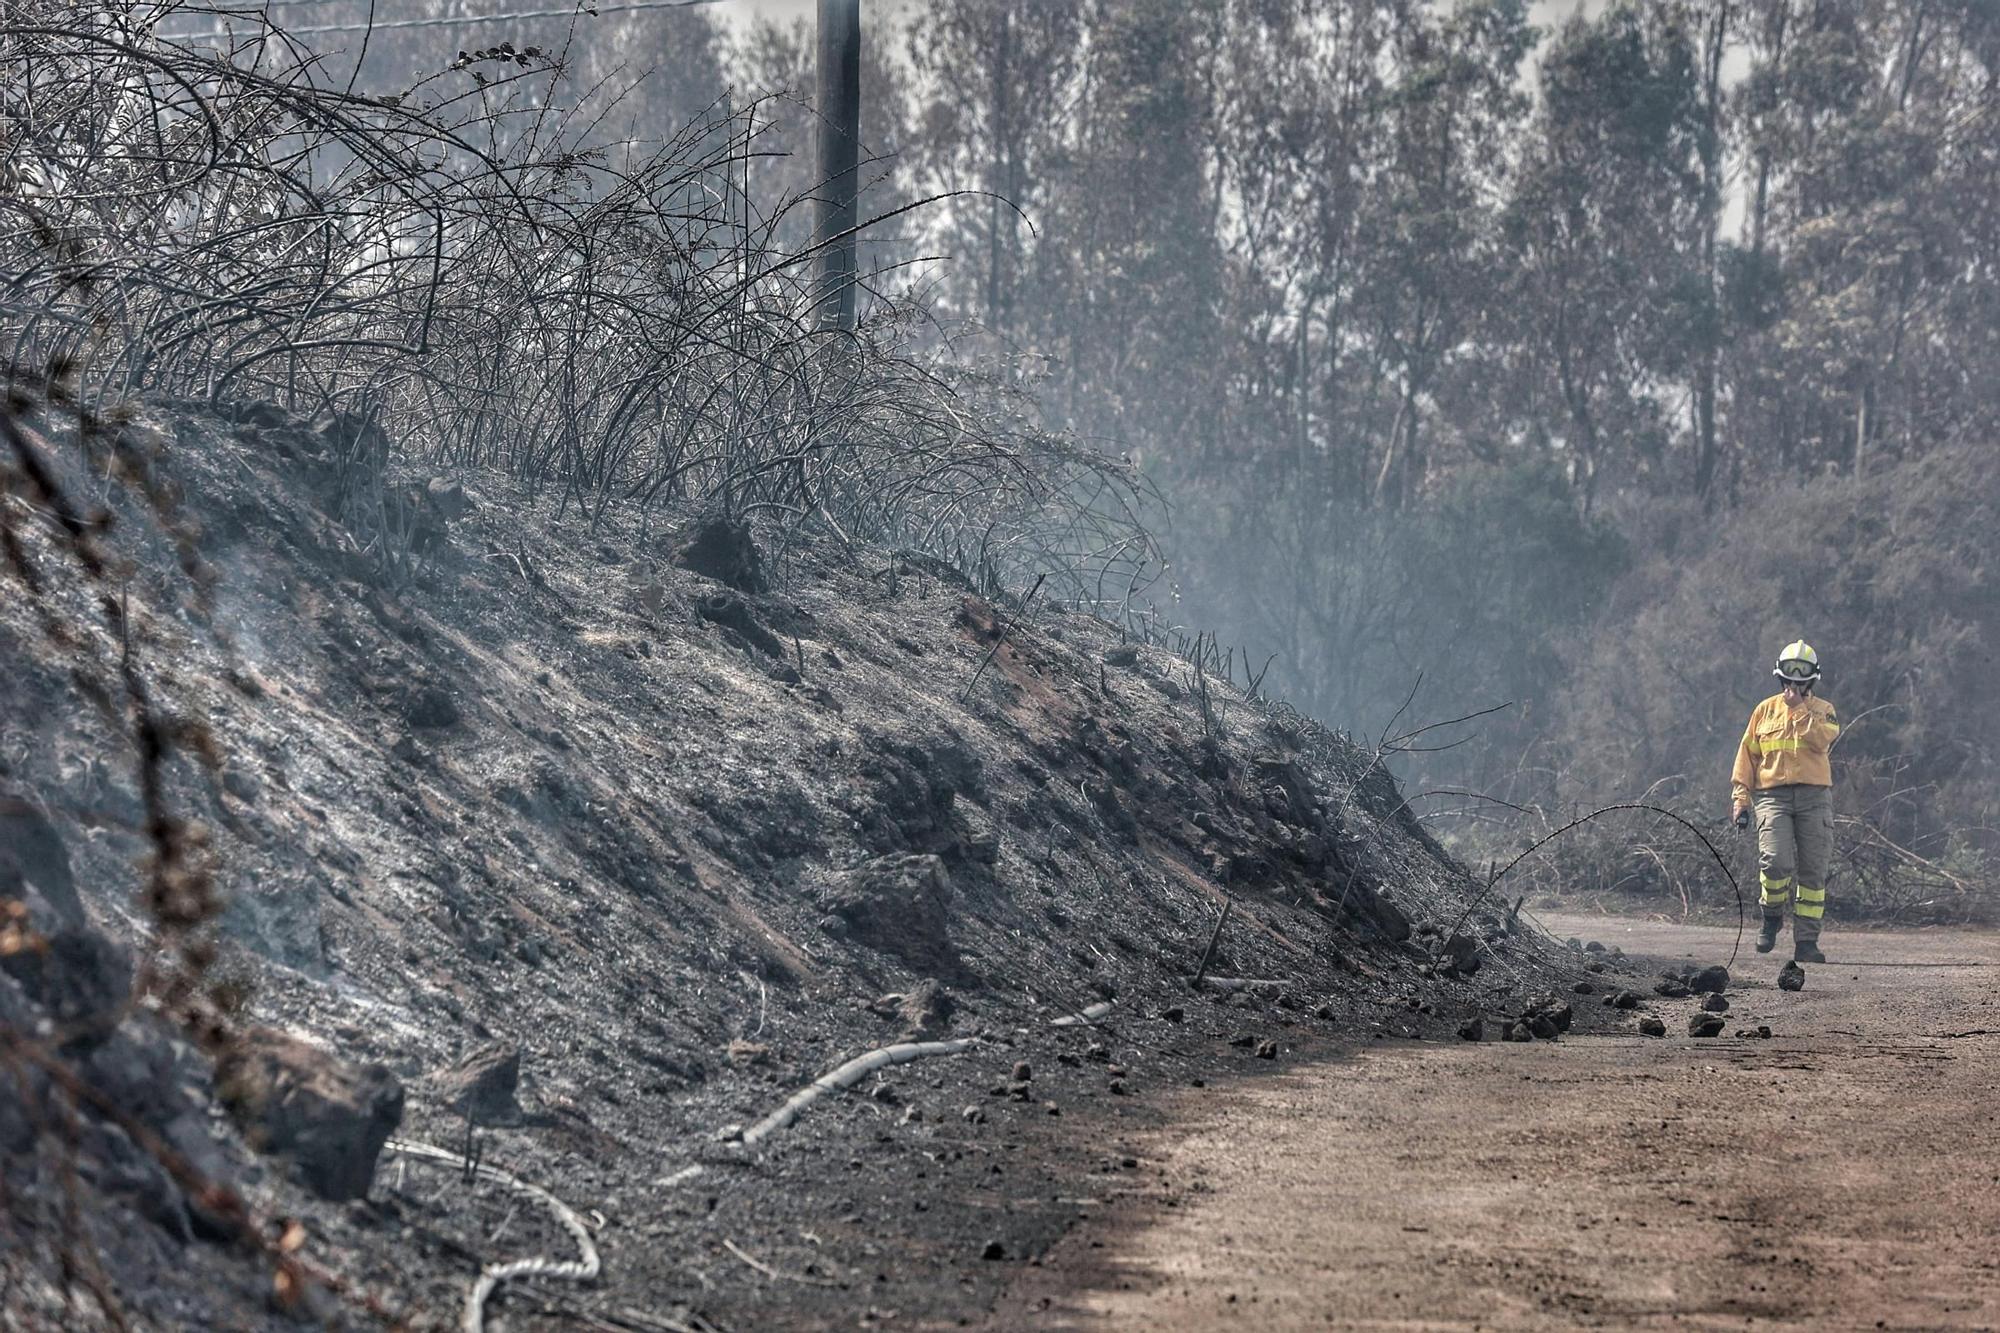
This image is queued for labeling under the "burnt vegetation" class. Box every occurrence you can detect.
[2,0,1994,1327]
[0,4,1572,1329]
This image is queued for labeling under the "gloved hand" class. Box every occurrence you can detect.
[1733,806,1751,831]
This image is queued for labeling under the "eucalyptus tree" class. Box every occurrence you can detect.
[1503,1,1706,511]
[1731,0,2000,480]
[1355,0,1535,510]
[906,0,1088,335]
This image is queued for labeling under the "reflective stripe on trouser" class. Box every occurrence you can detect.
[1753,784,1833,942]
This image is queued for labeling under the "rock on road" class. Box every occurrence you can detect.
[991,914,2000,1331]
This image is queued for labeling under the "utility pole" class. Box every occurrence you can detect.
[814,0,861,332]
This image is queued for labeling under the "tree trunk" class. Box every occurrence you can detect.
[986,8,1011,331]
[1373,383,1409,510]
[1693,1,1730,505]
[1854,382,1872,476]
[813,0,862,332]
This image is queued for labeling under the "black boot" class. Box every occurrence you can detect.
[1793,936,1826,965]
[1755,915,1782,954]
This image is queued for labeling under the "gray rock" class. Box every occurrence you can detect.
[819,854,954,967]
[672,516,767,594]
[1349,879,1412,943]
[220,869,326,974]
[695,590,785,658]
[1778,961,1806,992]
[1689,965,1730,994]
[957,833,1001,865]
[429,1042,522,1124]
[1439,933,1482,976]
[0,790,82,924]
[894,978,956,1039]
[401,684,461,730]
[857,731,984,851]
[217,1027,403,1201]
[0,926,129,1048]
[1702,993,1730,1013]
[80,1019,184,1128]
[0,972,48,1152]
[1637,1016,1667,1037]
[80,1119,190,1243]
[424,476,472,521]
[221,766,261,804]
[1522,993,1574,1032]
[1688,1013,1727,1038]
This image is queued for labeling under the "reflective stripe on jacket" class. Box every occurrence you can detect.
[1730,693,1839,807]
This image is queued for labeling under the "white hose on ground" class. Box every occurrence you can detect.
[1050,1000,1117,1027]
[739,1038,980,1147]
[385,1036,991,1324]
[381,1137,601,1333]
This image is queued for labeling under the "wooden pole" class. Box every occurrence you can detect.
[814,0,862,332]
[1192,898,1232,991]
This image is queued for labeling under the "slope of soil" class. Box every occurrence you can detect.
[3,400,1581,1330]
[994,912,2000,1330]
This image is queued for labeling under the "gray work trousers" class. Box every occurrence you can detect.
[1753,784,1832,941]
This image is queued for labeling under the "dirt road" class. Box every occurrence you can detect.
[992,914,2000,1331]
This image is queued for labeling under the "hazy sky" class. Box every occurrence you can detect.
[724,0,894,33]
[731,2,1614,36]
[729,0,817,23]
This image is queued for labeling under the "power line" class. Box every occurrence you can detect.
[168,0,357,9]
[162,0,725,43]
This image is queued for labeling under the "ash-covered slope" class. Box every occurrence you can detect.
[1,400,1574,1330]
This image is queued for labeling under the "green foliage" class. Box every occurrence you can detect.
[1557,443,2000,861]
[875,0,1998,908]
[1501,1,1710,509]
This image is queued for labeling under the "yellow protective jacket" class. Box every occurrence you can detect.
[1730,693,1839,806]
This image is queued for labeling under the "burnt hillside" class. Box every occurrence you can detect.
[0,399,1593,1331]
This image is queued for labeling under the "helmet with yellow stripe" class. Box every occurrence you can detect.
[1773,639,1821,683]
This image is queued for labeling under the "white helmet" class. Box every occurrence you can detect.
[1773,639,1821,683]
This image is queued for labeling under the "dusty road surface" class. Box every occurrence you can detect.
[992,914,2000,1331]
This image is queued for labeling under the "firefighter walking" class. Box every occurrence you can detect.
[1730,640,1840,964]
